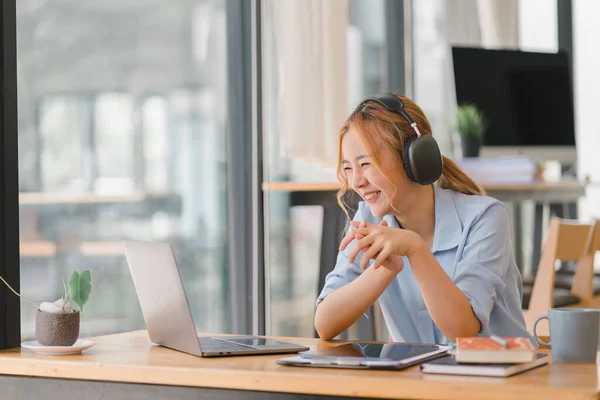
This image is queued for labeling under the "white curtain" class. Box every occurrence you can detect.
[271,0,349,169]
[269,0,518,166]
[414,0,518,157]
[477,0,519,48]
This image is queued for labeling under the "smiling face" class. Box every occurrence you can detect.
[341,125,411,218]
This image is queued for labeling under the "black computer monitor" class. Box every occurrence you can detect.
[451,47,576,163]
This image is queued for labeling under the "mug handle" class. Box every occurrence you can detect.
[533,315,551,347]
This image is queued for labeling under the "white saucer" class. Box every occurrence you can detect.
[21,339,95,356]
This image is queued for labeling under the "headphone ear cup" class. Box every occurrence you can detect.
[404,135,443,185]
[402,137,417,183]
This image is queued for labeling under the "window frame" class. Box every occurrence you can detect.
[0,0,21,350]
[226,0,265,335]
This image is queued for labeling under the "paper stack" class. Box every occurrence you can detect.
[456,156,536,184]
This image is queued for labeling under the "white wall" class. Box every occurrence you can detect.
[574,0,600,221]
[518,0,558,52]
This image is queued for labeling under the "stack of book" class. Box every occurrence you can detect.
[420,337,548,377]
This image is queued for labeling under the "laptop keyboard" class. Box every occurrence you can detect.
[198,337,256,352]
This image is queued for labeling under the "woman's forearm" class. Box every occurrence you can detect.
[315,267,397,340]
[409,243,481,342]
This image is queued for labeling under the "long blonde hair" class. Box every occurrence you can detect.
[336,93,484,216]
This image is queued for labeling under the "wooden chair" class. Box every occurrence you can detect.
[570,219,600,307]
[522,218,595,335]
[530,219,600,297]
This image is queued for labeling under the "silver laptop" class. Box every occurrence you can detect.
[122,240,309,357]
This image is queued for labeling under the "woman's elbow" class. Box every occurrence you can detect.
[314,311,336,341]
[316,327,335,341]
[445,322,481,343]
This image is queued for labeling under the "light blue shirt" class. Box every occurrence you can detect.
[317,184,531,345]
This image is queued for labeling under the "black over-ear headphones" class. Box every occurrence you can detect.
[358,92,443,185]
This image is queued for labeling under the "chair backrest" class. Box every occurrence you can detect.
[528,218,593,313]
[571,219,600,301]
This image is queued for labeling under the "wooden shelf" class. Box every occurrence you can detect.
[262,180,586,193]
[20,241,124,258]
[20,241,57,257]
[19,192,147,205]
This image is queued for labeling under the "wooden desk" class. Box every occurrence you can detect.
[0,331,597,400]
[262,180,586,208]
[262,179,586,200]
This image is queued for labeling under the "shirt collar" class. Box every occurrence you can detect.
[381,185,462,252]
[431,184,462,252]
[382,214,401,228]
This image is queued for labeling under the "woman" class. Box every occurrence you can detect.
[314,93,529,344]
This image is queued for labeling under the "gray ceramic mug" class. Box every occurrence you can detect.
[533,308,600,363]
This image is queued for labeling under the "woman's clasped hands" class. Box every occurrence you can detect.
[339,219,422,273]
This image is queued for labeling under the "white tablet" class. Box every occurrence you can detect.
[278,342,451,370]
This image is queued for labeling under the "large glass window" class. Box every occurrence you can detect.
[17,0,230,339]
[262,0,388,338]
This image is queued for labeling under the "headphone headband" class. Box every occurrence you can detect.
[358,92,421,137]
[356,92,442,185]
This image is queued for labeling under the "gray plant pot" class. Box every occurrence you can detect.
[461,137,481,158]
[35,310,80,346]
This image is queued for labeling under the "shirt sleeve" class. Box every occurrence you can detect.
[453,202,511,333]
[315,202,368,307]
